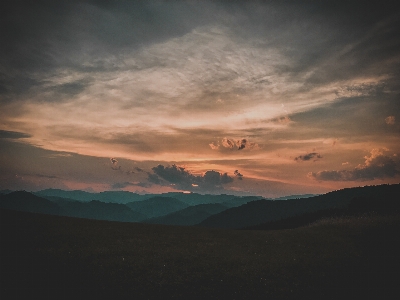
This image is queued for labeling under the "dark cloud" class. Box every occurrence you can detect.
[152,164,200,188]
[220,172,233,184]
[234,170,243,180]
[223,0,400,88]
[0,0,218,99]
[151,164,233,191]
[237,139,247,150]
[111,182,132,189]
[112,179,153,189]
[110,157,121,170]
[309,149,399,181]
[288,95,400,142]
[125,166,144,175]
[34,173,58,179]
[134,181,152,188]
[204,170,233,186]
[52,80,89,96]
[1,0,399,102]
[0,130,31,139]
[295,152,322,162]
[147,173,162,185]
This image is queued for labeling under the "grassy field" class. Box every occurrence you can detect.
[1,208,399,299]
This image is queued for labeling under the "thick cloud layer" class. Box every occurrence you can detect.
[309,149,399,181]
[1,1,400,195]
[0,130,31,139]
[150,164,233,192]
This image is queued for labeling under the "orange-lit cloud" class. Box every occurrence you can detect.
[309,148,399,181]
[385,116,395,125]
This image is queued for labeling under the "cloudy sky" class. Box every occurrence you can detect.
[1,0,399,197]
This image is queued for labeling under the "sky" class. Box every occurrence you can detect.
[1,0,400,197]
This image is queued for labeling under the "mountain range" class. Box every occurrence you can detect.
[1,184,399,228]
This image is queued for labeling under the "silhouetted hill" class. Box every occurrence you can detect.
[0,189,13,195]
[245,193,400,230]
[35,189,259,205]
[35,189,150,203]
[243,207,348,230]
[126,196,189,219]
[2,208,399,299]
[156,193,261,206]
[96,191,150,203]
[1,191,146,222]
[222,196,261,208]
[0,191,62,215]
[272,194,317,200]
[35,189,96,202]
[41,195,81,203]
[199,184,400,229]
[57,200,147,222]
[348,194,400,215]
[145,203,228,226]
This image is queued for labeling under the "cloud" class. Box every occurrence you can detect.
[125,166,144,174]
[209,142,219,150]
[216,138,260,151]
[110,157,121,170]
[0,130,31,139]
[111,182,133,189]
[48,80,90,98]
[112,180,153,189]
[152,164,200,186]
[295,153,322,162]
[334,82,386,98]
[147,173,162,185]
[278,116,291,124]
[204,170,233,186]
[222,138,236,149]
[237,139,247,150]
[234,170,243,180]
[1,1,400,196]
[309,148,399,181]
[385,116,395,125]
[150,164,233,191]
[34,174,58,179]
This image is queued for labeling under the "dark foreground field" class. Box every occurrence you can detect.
[1,209,399,300]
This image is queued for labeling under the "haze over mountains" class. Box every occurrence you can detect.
[1,184,399,228]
